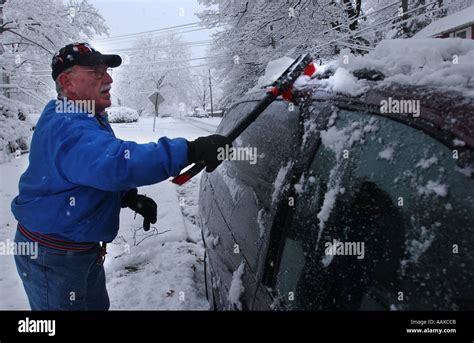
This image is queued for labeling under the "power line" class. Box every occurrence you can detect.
[100,40,213,54]
[94,21,202,42]
[312,0,447,51]
[26,62,219,77]
[318,0,400,38]
[117,55,228,67]
[94,27,218,48]
[17,54,231,74]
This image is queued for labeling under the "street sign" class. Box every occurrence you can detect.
[149,91,165,132]
[148,91,165,108]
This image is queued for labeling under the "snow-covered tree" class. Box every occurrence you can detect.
[392,0,446,38]
[113,32,198,116]
[0,0,107,153]
[0,0,108,108]
[362,0,474,40]
[197,0,364,107]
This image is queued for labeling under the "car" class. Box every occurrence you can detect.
[192,107,210,118]
[198,72,474,310]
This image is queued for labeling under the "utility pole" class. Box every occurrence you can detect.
[208,68,214,117]
[0,0,9,98]
[400,0,408,37]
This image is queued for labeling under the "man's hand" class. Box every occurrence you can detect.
[187,134,232,172]
[121,189,157,231]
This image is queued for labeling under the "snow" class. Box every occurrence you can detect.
[417,180,449,197]
[253,56,295,90]
[320,125,350,158]
[327,106,339,127]
[320,67,369,96]
[203,228,219,249]
[378,146,394,161]
[272,161,293,205]
[317,185,340,232]
[293,174,305,195]
[0,95,33,154]
[257,209,266,238]
[414,5,474,38]
[317,116,378,238]
[456,165,474,177]
[416,156,438,169]
[402,224,436,270]
[321,250,336,268]
[0,116,211,310]
[105,106,139,123]
[453,138,466,147]
[227,261,245,310]
[306,39,474,96]
[355,39,474,91]
[363,117,379,133]
[216,162,243,205]
[302,118,318,146]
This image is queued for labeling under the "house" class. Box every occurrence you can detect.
[414,5,474,39]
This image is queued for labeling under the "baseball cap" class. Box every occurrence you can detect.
[51,42,121,81]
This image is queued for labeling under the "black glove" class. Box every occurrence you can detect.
[187,134,232,172]
[121,188,157,231]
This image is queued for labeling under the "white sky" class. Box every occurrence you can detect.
[89,0,214,59]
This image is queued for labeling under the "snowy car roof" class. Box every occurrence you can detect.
[304,39,474,97]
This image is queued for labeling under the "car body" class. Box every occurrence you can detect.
[192,107,210,118]
[198,77,474,310]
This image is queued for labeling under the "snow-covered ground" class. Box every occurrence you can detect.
[0,116,220,310]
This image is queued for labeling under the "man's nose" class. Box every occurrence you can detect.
[104,70,113,83]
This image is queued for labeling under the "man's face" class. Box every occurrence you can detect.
[59,64,113,113]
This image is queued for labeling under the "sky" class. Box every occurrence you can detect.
[89,0,214,60]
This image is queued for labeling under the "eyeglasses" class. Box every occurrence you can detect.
[67,67,113,80]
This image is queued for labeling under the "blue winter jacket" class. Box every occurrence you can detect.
[11,100,189,242]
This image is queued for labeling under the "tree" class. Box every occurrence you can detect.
[113,32,198,116]
[0,0,108,107]
[197,0,364,107]
[0,0,107,153]
[393,0,447,38]
[190,67,209,110]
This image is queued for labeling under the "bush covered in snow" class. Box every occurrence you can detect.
[105,106,139,123]
[0,95,33,154]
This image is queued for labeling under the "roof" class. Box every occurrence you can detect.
[414,5,474,38]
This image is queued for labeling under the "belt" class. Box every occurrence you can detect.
[17,223,97,252]
[18,223,107,265]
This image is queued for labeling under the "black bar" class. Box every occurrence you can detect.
[1,311,473,341]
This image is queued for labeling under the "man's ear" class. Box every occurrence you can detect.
[57,72,74,97]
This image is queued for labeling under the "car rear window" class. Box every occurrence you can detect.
[274,108,474,310]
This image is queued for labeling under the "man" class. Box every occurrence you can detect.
[11,43,230,310]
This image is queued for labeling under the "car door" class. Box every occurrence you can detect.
[199,93,302,309]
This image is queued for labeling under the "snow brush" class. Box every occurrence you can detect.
[172,53,315,186]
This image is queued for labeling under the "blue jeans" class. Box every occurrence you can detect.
[14,229,110,311]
